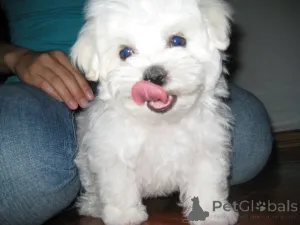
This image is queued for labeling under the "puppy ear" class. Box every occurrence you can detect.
[198,0,232,51]
[70,25,99,81]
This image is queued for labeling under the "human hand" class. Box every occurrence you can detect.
[12,50,94,110]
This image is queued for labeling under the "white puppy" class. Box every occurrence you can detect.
[71,0,238,224]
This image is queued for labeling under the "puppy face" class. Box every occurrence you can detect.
[71,0,231,118]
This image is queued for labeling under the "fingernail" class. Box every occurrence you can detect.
[79,98,88,108]
[85,89,94,101]
[68,100,78,110]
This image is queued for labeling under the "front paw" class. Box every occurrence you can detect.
[102,204,148,225]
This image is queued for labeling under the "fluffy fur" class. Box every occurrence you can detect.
[71,0,238,224]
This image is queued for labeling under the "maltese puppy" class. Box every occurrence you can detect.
[71,0,239,224]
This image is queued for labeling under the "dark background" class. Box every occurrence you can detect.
[0,6,9,83]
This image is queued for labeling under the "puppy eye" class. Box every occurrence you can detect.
[169,35,186,47]
[119,47,134,60]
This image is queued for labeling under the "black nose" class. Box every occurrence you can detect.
[143,65,167,86]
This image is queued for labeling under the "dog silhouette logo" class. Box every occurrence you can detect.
[187,197,209,221]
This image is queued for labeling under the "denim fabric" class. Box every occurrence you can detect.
[227,85,273,185]
[0,83,80,225]
[0,82,272,225]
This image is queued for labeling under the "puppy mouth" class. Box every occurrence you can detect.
[147,95,177,113]
[131,80,177,113]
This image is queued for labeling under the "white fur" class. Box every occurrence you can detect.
[71,0,238,224]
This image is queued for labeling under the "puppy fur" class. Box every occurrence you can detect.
[71,0,239,224]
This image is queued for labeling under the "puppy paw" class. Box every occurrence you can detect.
[76,194,102,218]
[102,204,148,225]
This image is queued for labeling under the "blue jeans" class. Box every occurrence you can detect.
[0,82,273,225]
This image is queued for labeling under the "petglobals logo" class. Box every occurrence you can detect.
[213,200,298,213]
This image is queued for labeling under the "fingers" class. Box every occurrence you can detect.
[50,51,94,101]
[25,73,62,102]
[72,71,95,101]
[16,50,94,110]
[45,60,88,108]
[37,76,63,102]
[41,51,94,109]
[39,67,80,110]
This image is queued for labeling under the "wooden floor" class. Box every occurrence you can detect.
[44,131,300,225]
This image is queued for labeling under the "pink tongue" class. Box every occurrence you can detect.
[131,80,168,105]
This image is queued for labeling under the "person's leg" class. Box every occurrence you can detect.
[227,84,273,185]
[0,83,81,225]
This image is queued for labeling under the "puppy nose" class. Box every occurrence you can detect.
[143,65,167,86]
